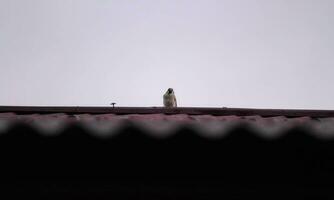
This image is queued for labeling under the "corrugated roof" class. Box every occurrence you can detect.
[1,106,334,198]
[0,106,334,139]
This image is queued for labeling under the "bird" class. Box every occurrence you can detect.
[163,88,177,108]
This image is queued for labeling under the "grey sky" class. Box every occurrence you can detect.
[0,0,333,109]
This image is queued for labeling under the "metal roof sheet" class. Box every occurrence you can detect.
[0,106,334,139]
[1,107,334,198]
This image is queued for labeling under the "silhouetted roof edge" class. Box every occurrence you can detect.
[1,106,334,117]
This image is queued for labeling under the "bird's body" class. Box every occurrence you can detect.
[163,88,177,107]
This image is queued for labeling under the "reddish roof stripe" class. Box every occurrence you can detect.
[1,106,334,117]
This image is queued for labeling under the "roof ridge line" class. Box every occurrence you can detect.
[1,106,334,117]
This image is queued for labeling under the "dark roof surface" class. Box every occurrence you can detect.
[1,106,334,138]
[2,106,334,199]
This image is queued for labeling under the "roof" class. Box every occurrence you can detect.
[1,106,334,139]
[2,106,334,198]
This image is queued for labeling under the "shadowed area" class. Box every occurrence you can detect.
[0,107,334,199]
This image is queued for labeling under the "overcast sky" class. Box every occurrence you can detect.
[0,0,333,109]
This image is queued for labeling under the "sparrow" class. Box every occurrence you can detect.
[163,88,177,108]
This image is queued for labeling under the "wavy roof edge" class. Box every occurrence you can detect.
[1,106,334,117]
[1,120,334,140]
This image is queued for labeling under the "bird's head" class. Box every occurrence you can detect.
[167,88,174,94]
